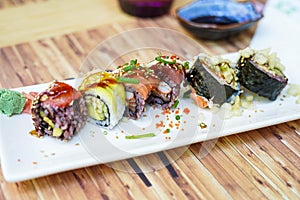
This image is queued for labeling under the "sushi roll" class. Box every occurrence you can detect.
[186,54,241,107]
[78,71,126,129]
[237,48,288,101]
[115,59,160,119]
[146,55,187,109]
[31,81,87,140]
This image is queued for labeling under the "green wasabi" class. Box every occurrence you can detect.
[0,89,26,117]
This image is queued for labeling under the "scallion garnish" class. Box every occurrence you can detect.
[125,133,156,139]
[123,59,138,72]
[155,56,176,65]
[184,62,190,70]
[175,115,181,120]
[172,100,179,109]
[123,65,135,72]
[116,77,140,84]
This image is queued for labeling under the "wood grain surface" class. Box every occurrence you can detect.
[0,0,299,199]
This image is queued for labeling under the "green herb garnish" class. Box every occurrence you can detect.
[155,56,176,65]
[125,133,156,139]
[199,122,207,129]
[175,115,181,120]
[172,100,179,109]
[116,77,140,84]
[123,65,135,72]
[123,59,138,72]
[184,61,190,70]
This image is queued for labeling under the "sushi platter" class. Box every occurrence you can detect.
[0,50,300,182]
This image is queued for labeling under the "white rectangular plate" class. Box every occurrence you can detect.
[1,54,300,182]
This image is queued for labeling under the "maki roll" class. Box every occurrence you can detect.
[78,71,126,129]
[115,59,160,119]
[31,81,87,140]
[237,48,288,101]
[146,55,187,109]
[186,54,240,108]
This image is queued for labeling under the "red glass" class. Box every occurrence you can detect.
[118,0,173,18]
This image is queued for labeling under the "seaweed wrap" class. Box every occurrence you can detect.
[31,81,87,140]
[146,55,187,109]
[186,54,241,107]
[78,71,126,129]
[115,60,160,119]
[237,48,288,101]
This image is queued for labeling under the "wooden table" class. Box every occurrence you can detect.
[0,0,299,199]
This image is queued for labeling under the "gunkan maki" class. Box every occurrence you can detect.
[237,48,288,101]
[186,54,241,108]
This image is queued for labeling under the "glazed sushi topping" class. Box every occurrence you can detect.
[31,81,87,140]
[38,81,82,108]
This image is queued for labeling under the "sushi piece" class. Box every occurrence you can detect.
[31,81,87,140]
[78,71,126,129]
[186,54,241,107]
[114,59,160,119]
[146,55,187,109]
[237,48,288,101]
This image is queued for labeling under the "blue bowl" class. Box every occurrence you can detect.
[176,0,264,40]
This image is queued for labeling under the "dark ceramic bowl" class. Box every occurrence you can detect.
[176,0,264,40]
[118,0,173,18]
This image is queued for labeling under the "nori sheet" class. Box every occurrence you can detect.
[237,58,288,101]
[186,57,240,105]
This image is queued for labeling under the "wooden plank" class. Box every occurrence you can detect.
[221,134,299,199]
[31,178,57,200]
[258,127,300,170]
[168,148,233,199]
[45,172,88,200]
[0,0,194,48]
[190,140,269,199]
[109,160,162,200]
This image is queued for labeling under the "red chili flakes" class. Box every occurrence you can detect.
[155,114,160,118]
[175,109,180,115]
[156,121,164,128]
[183,108,190,115]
